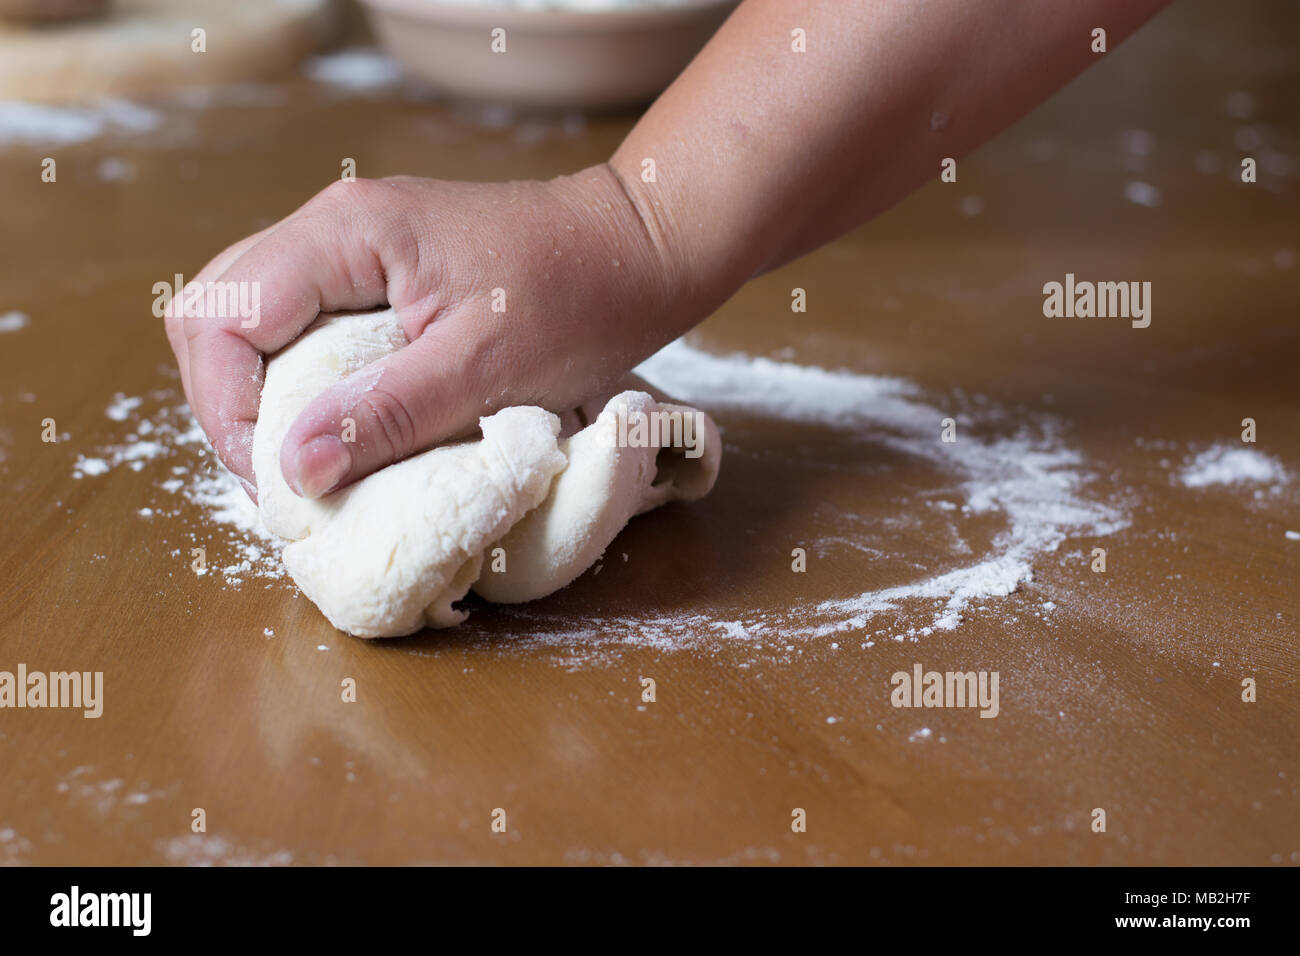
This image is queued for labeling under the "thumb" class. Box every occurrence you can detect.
[278,319,510,498]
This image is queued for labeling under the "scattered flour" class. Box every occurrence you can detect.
[106,393,143,421]
[71,387,282,585]
[305,50,403,93]
[636,340,1128,639]
[0,311,29,333]
[1124,181,1162,208]
[159,834,293,867]
[0,826,33,863]
[73,457,110,477]
[97,156,137,182]
[74,437,169,477]
[1122,129,1156,156]
[56,765,173,817]
[0,99,160,146]
[1178,445,1287,489]
[78,339,1131,656]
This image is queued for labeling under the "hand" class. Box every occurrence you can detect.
[164,165,691,500]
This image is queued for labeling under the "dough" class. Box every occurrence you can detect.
[0,0,334,103]
[474,388,720,603]
[253,309,722,637]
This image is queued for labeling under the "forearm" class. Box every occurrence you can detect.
[607,0,1172,320]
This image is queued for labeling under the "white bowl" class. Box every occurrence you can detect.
[359,0,736,110]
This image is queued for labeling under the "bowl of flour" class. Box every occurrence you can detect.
[358,0,736,109]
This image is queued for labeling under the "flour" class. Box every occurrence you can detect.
[97,156,136,182]
[0,311,29,332]
[106,393,143,422]
[1123,181,1162,208]
[328,364,386,420]
[636,340,1128,640]
[0,826,33,863]
[71,387,282,586]
[305,50,402,93]
[158,835,293,867]
[1178,445,1287,489]
[0,99,160,146]
[77,338,1130,656]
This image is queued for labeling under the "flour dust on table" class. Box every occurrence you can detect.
[59,327,1225,660]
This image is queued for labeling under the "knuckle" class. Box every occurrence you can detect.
[182,311,238,343]
[355,386,418,463]
[317,176,379,206]
[318,177,352,201]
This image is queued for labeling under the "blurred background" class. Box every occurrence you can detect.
[0,0,739,110]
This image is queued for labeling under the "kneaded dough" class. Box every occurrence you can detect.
[253,309,722,638]
[474,389,720,603]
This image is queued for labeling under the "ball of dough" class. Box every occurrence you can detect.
[282,406,565,637]
[252,308,722,637]
[253,310,565,637]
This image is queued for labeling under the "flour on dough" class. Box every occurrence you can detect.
[474,389,720,603]
[253,309,722,637]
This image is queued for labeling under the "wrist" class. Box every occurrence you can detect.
[549,162,723,349]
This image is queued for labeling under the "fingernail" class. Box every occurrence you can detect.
[294,435,351,499]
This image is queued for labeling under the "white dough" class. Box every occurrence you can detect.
[253,309,722,637]
[254,310,408,543]
[474,389,720,602]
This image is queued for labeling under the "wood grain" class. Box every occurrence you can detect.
[0,0,1296,865]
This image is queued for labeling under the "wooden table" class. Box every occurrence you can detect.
[1,0,1296,865]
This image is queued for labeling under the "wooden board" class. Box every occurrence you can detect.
[0,0,1296,865]
[0,0,335,102]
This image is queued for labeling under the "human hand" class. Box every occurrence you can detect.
[164,165,694,500]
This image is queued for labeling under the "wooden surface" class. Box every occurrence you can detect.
[0,0,1296,865]
[0,0,337,103]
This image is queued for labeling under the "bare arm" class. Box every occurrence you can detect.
[168,0,1172,498]
[611,0,1171,317]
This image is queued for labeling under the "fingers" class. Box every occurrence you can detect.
[185,325,264,487]
[194,226,277,287]
[164,227,274,410]
[180,181,423,485]
[163,311,193,408]
[278,316,506,497]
